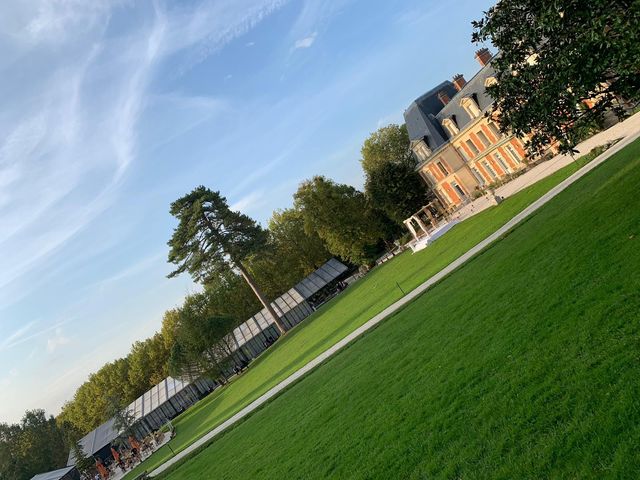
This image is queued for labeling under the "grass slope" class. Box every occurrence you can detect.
[125,150,609,478]
[159,139,640,478]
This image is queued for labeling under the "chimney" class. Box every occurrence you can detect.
[475,47,492,67]
[437,90,450,106]
[452,74,467,91]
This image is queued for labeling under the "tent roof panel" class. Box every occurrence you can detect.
[31,466,76,480]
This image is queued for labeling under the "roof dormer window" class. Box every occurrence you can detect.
[484,76,497,87]
[441,117,459,137]
[412,138,431,161]
[461,96,481,118]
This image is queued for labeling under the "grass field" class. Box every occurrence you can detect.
[156,139,640,478]
[124,145,620,478]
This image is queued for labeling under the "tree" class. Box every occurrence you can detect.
[472,0,640,155]
[245,208,331,298]
[105,396,136,438]
[167,187,286,334]
[160,308,180,351]
[360,124,413,173]
[70,439,94,480]
[0,410,69,480]
[365,160,433,225]
[361,124,433,225]
[294,176,387,265]
[203,270,261,322]
[167,293,238,382]
[127,333,171,390]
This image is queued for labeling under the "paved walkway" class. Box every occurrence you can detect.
[150,116,640,477]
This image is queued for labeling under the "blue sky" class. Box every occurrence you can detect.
[0,0,494,423]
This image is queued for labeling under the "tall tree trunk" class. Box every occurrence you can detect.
[236,262,286,335]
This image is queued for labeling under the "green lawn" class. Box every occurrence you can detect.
[158,138,640,478]
[125,146,616,478]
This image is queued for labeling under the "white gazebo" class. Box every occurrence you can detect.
[403,201,458,252]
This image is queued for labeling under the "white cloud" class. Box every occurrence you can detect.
[0,322,36,351]
[47,327,70,353]
[230,190,266,214]
[0,0,288,298]
[293,31,317,49]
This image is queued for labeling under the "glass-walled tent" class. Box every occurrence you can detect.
[67,377,214,465]
[225,258,349,361]
[32,466,79,480]
[126,377,215,436]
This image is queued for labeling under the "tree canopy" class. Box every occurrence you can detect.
[365,159,433,224]
[361,124,432,224]
[472,0,640,154]
[167,186,269,282]
[167,186,286,333]
[0,410,70,480]
[294,176,387,265]
[167,293,238,382]
[360,124,413,173]
[245,208,332,298]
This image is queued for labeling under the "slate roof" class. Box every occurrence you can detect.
[434,64,497,143]
[404,57,497,156]
[404,80,457,143]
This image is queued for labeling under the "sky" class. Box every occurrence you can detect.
[0,0,495,423]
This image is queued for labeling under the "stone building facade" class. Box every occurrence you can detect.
[404,49,529,210]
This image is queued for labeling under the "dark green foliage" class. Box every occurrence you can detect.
[365,160,432,224]
[167,186,286,333]
[294,176,387,265]
[58,334,171,435]
[202,271,261,324]
[245,208,332,298]
[167,186,268,283]
[105,396,136,438]
[70,438,94,479]
[360,124,413,173]
[361,124,432,224]
[0,410,69,480]
[167,292,237,382]
[472,0,640,154]
[159,141,640,479]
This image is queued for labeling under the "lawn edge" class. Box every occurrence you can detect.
[149,131,640,477]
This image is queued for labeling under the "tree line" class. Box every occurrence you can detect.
[54,123,424,435]
[5,2,637,476]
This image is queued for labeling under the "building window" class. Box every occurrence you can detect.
[451,181,467,199]
[442,118,459,137]
[493,152,510,174]
[436,160,449,176]
[482,161,498,180]
[505,144,521,164]
[484,76,497,87]
[487,121,502,139]
[466,139,480,156]
[471,167,485,186]
[476,131,491,148]
[456,146,469,161]
[461,97,481,118]
[415,142,431,161]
